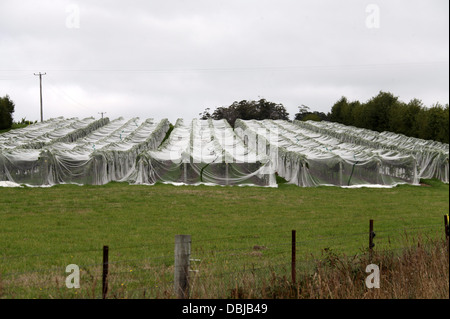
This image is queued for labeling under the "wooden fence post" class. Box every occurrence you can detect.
[174,235,191,299]
[291,230,296,284]
[102,245,109,299]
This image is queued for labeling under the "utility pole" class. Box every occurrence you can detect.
[98,112,107,119]
[34,72,46,122]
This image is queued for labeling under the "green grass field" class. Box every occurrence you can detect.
[0,179,448,298]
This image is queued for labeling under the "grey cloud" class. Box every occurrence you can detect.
[0,0,448,123]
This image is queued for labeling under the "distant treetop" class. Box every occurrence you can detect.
[199,98,289,127]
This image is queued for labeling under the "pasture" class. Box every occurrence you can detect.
[0,179,448,298]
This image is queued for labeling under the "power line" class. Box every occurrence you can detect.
[45,77,89,110]
[3,61,446,74]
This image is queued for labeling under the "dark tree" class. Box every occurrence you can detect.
[203,99,290,127]
[199,108,212,120]
[0,95,15,130]
[295,105,330,122]
[363,91,400,132]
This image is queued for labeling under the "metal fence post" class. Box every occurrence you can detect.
[445,215,449,257]
[445,215,449,241]
[369,219,375,261]
[102,245,109,299]
[291,230,296,284]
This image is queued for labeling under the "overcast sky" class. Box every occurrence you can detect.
[0,0,448,124]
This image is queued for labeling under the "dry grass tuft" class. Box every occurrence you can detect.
[188,236,449,299]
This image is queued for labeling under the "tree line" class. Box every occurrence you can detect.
[200,92,449,144]
[329,91,449,144]
[1,92,448,143]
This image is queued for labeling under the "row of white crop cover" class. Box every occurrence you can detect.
[0,116,448,187]
[0,117,170,185]
[295,120,448,183]
[235,119,448,186]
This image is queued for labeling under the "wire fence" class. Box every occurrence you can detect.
[0,217,448,299]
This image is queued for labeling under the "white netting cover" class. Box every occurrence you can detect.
[235,119,425,187]
[1,117,448,187]
[295,120,449,184]
[127,118,276,186]
[0,117,170,185]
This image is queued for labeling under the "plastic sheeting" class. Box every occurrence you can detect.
[1,117,448,188]
[295,120,449,184]
[0,117,170,186]
[235,119,420,187]
[128,118,276,186]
